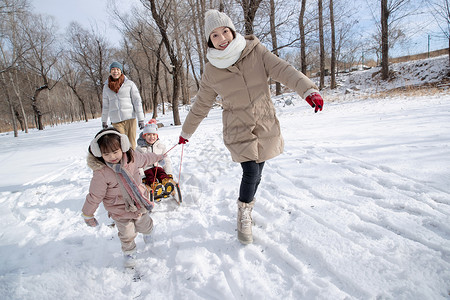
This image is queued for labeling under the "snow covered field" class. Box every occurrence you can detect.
[1,57,450,299]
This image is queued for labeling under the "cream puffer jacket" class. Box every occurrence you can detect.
[101,76,145,124]
[181,35,319,163]
[82,151,162,221]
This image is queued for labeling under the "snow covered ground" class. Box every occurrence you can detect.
[1,57,450,299]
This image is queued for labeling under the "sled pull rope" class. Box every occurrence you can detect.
[164,143,178,155]
[151,143,179,187]
[178,144,184,184]
[162,143,184,184]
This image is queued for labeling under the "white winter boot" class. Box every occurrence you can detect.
[237,198,255,244]
[142,217,154,244]
[123,249,137,268]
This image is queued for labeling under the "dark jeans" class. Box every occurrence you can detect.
[239,161,265,203]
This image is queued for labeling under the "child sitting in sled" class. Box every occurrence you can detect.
[136,120,177,198]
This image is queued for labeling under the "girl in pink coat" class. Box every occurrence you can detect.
[81,128,165,268]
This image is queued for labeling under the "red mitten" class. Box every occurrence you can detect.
[178,136,189,144]
[305,92,324,113]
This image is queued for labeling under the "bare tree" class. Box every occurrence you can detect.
[329,0,336,89]
[21,14,61,130]
[428,0,450,64]
[110,2,162,117]
[197,0,208,66]
[66,22,111,109]
[318,0,325,89]
[122,39,148,112]
[0,72,18,136]
[0,0,31,134]
[187,0,206,75]
[381,0,389,79]
[269,0,282,95]
[60,59,90,122]
[236,0,264,34]
[183,33,200,91]
[377,0,412,80]
[0,0,29,74]
[144,0,183,125]
[172,1,189,105]
[299,0,308,74]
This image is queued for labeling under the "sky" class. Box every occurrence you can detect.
[31,0,140,46]
[31,0,448,57]
[1,55,449,299]
[351,0,448,57]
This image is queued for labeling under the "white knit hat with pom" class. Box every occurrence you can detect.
[204,9,236,41]
[143,123,158,135]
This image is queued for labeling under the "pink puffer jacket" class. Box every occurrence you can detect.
[82,151,162,220]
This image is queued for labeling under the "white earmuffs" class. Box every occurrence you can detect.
[89,130,131,157]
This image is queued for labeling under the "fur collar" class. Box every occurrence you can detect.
[87,153,106,172]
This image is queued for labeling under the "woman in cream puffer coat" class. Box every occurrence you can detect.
[179,10,324,245]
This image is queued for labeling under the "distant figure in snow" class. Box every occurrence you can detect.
[136,119,177,197]
[101,61,145,150]
[178,10,324,244]
[81,127,165,268]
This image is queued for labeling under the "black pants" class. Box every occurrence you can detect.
[239,161,265,203]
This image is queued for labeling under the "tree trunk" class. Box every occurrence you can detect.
[318,0,325,89]
[126,43,147,112]
[152,43,162,119]
[184,55,191,105]
[148,0,181,125]
[240,0,263,35]
[186,41,200,90]
[68,86,89,122]
[1,73,18,137]
[14,108,24,131]
[95,38,106,108]
[299,0,307,74]
[330,0,336,89]
[381,0,389,80]
[31,85,48,130]
[197,0,207,66]
[163,68,171,116]
[269,0,281,95]
[189,0,205,75]
[173,2,188,105]
[10,69,29,133]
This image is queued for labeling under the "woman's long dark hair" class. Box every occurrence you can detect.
[89,127,134,164]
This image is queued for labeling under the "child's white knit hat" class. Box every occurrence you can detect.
[143,123,158,135]
[204,9,235,41]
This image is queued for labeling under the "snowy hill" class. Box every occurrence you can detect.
[322,54,450,99]
[0,56,449,299]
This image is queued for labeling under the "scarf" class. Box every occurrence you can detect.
[107,157,154,213]
[206,33,246,69]
[108,74,125,93]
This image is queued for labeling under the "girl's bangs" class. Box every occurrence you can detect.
[98,135,121,154]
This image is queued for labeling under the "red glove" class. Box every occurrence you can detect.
[305,92,324,113]
[179,136,189,144]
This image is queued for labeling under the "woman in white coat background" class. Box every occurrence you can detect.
[101,61,145,149]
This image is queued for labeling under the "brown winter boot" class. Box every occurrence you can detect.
[237,198,255,244]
